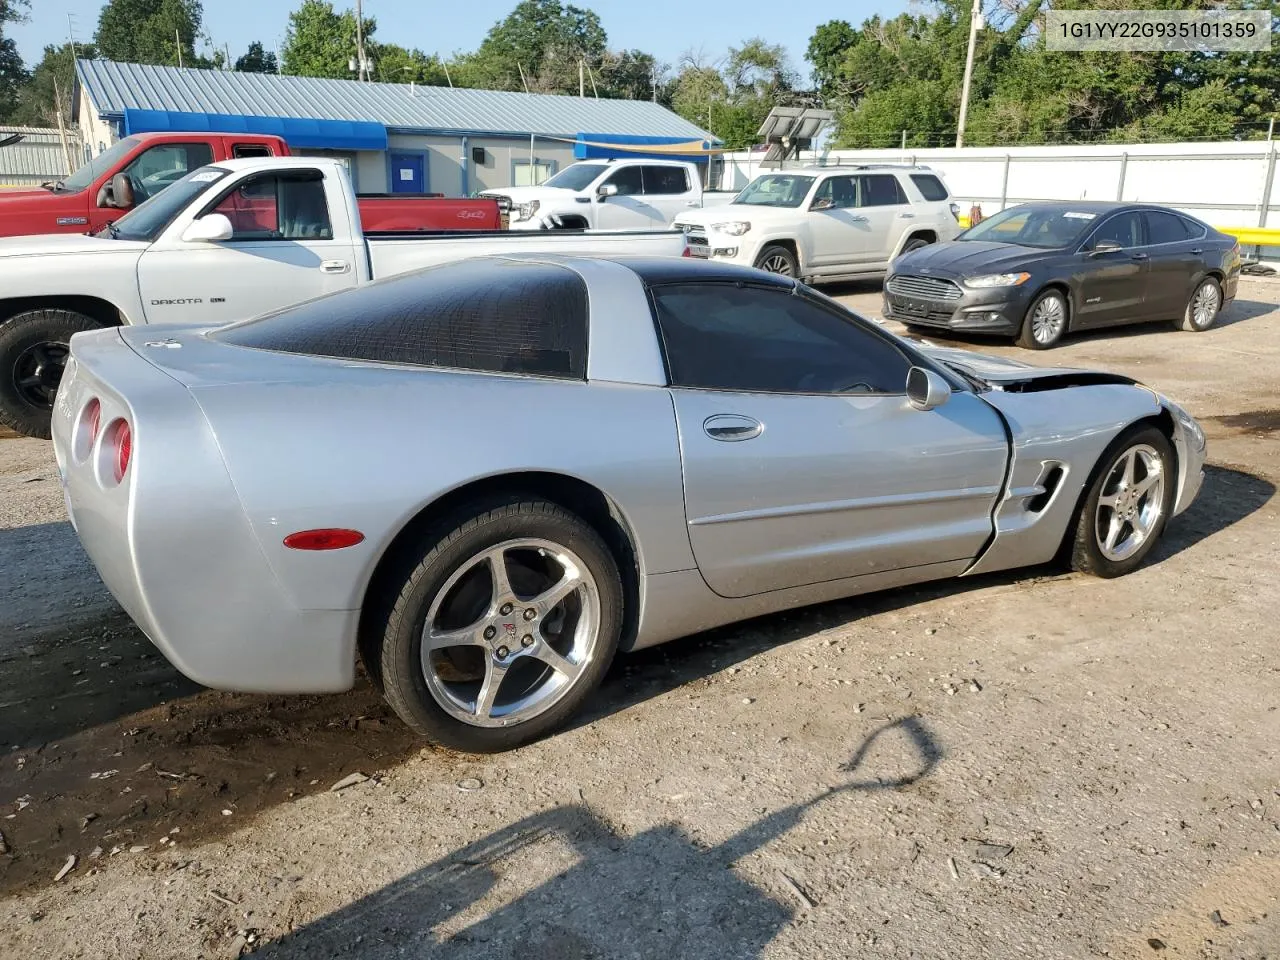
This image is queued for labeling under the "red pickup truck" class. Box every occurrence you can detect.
[0,130,503,237]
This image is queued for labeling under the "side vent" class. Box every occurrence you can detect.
[1027,465,1064,513]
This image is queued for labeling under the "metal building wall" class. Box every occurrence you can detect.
[0,127,83,187]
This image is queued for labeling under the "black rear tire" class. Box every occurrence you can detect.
[0,309,103,439]
[1178,277,1222,332]
[377,496,623,752]
[1015,289,1069,350]
[898,236,932,257]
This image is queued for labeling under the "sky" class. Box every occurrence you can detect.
[12,0,906,79]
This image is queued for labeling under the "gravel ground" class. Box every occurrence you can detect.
[1,279,1278,960]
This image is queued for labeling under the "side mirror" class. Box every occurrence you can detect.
[180,213,234,243]
[906,366,952,411]
[97,173,135,209]
[810,197,834,211]
[1090,239,1123,256]
[596,183,618,199]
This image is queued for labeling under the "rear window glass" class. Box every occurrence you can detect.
[212,259,588,379]
[910,174,949,201]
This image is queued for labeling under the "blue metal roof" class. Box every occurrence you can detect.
[77,59,718,144]
[123,109,389,151]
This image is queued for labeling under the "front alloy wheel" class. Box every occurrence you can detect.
[1068,426,1176,578]
[1017,290,1068,349]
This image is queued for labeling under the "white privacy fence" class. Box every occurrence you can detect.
[0,127,83,187]
[721,141,1280,236]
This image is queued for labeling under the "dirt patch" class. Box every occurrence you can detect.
[1208,407,1280,437]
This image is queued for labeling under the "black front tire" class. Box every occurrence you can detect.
[376,497,624,753]
[1067,425,1177,579]
[0,309,103,439]
[1015,289,1069,350]
[754,243,799,278]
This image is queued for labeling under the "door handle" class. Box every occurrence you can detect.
[848,215,869,223]
[898,213,915,218]
[1129,252,1149,260]
[1190,247,1203,254]
[321,260,350,273]
[686,200,699,206]
[703,414,763,442]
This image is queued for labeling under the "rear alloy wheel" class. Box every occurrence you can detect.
[376,498,623,752]
[754,244,798,277]
[1179,277,1222,332]
[1068,426,1176,578]
[0,309,103,439]
[1016,289,1068,350]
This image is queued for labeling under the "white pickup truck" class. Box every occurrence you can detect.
[0,156,686,439]
[481,158,737,231]
[673,164,962,283]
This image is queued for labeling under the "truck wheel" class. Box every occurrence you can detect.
[754,244,798,277]
[0,309,103,439]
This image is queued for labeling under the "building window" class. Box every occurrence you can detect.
[514,159,555,186]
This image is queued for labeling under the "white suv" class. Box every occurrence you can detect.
[673,165,962,283]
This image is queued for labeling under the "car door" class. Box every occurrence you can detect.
[640,164,700,225]
[650,281,1009,599]
[851,173,910,267]
[593,165,655,230]
[1072,210,1150,328]
[1141,210,1202,321]
[136,169,361,325]
[807,175,878,270]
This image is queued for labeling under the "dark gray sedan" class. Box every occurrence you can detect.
[883,201,1242,348]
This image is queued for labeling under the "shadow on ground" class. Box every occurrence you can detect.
[255,718,940,959]
[0,462,1268,896]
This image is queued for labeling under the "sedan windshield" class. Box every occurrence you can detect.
[732,174,816,208]
[543,163,609,191]
[54,137,141,193]
[106,166,231,242]
[959,205,1098,249]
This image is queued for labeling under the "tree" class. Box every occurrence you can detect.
[0,0,28,122]
[94,0,206,67]
[9,42,99,128]
[806,20,857,100]
[235,41,278,74]
[281,0,373,79]
[454,0,608,93]
[597,49,667,102]
[372,44,447,85]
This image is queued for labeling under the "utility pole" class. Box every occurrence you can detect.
[580,60,585,98]
[51,77,76,175]
[176,29,184,68]
[354,0,367,80]
[956,0,982,148]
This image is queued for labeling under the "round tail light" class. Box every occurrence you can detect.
[109,419,132,483]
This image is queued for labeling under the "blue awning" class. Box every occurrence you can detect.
[121,109,389,152]
[573,132,714,163]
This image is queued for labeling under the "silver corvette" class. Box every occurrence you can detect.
[52,255,1206,752]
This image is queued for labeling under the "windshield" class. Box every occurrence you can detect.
[542,163,608,191]
[56,137,141,193]
[959,205,1098,249]
[107,166,231,242]
[732,174,816,208]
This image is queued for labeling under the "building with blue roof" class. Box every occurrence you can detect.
[73,58,721,196]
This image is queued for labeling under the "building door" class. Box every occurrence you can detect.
[390,153,426,194]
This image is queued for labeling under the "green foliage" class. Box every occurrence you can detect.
[8,42,98,127]
[373,45,447,86]
[809,0,1280,147]
[94,0,207,67]
[281,0,373,79]
[0,0,29,120]
[235,41,278,74]
[668,39,805,148]
[453,0,608,93]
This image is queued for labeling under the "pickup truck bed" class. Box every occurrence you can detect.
[0,157,686,439]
